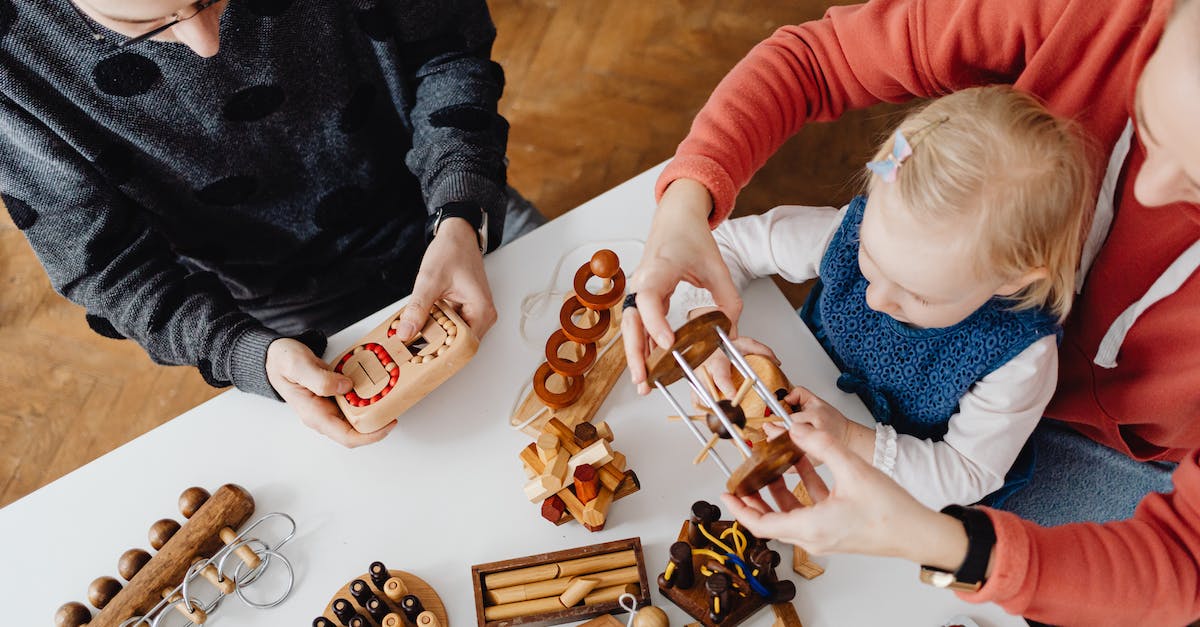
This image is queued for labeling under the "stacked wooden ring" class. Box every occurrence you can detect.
[314,561,448,627]
[533,250,625,409]
[55,485,258,627]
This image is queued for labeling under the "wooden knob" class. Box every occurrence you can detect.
[148,519,181,550]
[589,249,620,279]
[118,548,152,581]
[54,601,91,627]
[178,486,211,518]
[633,606,670,627]
[416,611,441,627]
[87,576,122,610]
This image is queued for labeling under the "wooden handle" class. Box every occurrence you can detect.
[89,484,254,627]
[219,526,262,569]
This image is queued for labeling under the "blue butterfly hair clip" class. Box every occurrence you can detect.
[866,130,913,183]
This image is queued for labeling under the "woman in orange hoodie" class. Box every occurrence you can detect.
[625,0,1200,624]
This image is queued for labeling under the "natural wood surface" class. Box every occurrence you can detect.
[0,0,900,508]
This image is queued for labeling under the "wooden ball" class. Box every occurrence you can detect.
[178,486,211,518]
[589,249,620,279]
[148,518,181,551]
[633,606,670,627]
[706,400,746,439]
[118,548,152,581]
[54,601,91,627]
[87,576,122,609]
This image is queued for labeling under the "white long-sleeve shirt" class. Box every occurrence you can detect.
[678,205,1058,509]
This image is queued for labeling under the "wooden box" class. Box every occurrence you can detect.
[470,538,651,627]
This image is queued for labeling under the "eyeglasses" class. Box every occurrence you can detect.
[70,1,221,49]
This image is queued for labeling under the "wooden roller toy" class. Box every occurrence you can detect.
[330,299,480,433]
[315,560,448,626]
[53,484,288,627]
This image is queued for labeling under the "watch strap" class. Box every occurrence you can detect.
[940,505,996,585]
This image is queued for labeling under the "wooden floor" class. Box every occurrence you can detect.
[0,1,907,508]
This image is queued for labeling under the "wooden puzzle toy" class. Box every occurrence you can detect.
[656,501,796,626]
[330,299,479,433]
[510,250,628,437]
[314,560,447,627]
[519,416,640,531]
[54,485,296,627]
[645,311,805,498]
[471,537,653,626]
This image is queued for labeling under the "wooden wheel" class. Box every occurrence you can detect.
[726,435,804,497]
[645,310,731,386]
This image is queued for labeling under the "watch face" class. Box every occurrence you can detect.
[929,571,957,588]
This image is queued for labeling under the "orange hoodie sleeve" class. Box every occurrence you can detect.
[958,450,1200,627]
[656,0,1087,224]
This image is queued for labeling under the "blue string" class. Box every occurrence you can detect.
[723,553,771,598]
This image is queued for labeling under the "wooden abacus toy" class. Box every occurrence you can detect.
[656,501,796,626]
[519,417,640,532]
[314,560,447,627]
[510,250,628,437]
[645,311,805,498]
[471,537,653,626]
[55,485,296,627]
[330,299,479,433]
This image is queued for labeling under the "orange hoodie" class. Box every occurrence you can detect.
[658,0,1200,622]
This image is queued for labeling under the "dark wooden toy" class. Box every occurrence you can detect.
[657,501,797,626]
[54,484,258,627]
[471,537,653,626]
[316,561,447,627]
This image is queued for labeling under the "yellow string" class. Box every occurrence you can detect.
[692,548,727,564]
[664,562,676,581]
[698,524,745,577]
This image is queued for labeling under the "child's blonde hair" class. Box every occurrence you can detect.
[866,85,1093,322]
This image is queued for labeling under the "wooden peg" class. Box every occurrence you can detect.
[88,577,122,610]
[400,594,424,622]
[607,450,627,472]
[191,557,235,594]
[693,433,720,465]
[594,421,614,442]
[365,597,390,623]
[706,573,733,620]
[792,545,825,579]
[219,526,261,570]
[541,495,567,524]
[349,579,379,608]
[370,562,392,590]
[699,366,721,402]
[523,473,561,503]
[792,479,815,507]
[573,421,599,447]
[568,439,614,475]
[581,485,614,531]
[556,488,589,524]
[383,577,408,603]
[731,376,756,406]
[544,453,570,484]
[659,541,695,590]
[332,598,360,624]
[582,582,639,605]
[573,464,600,504]
[312,618,336,627]
[162,587,207,624]
[536,433,560,463]
[118,549,152,581]
[559,577,599,607]
[382,614,404,627]
[148,519,181,551]
[416,611,441,627]
[771,602,804,627]
[54,602,91,627]
[688,501,721,549]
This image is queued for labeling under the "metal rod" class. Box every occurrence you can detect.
[716,326,794,428]
[655,380,732,477]
[673,350,755,458]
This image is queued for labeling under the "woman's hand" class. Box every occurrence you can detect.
[623,178,743,394]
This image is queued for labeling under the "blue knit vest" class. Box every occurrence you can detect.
[799,196,1061,443]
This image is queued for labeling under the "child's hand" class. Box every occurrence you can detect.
[266,338,396,447]
[779,386,875,464]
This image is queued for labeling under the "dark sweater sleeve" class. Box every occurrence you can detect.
[0,97,282,398]
[397,0,509,249]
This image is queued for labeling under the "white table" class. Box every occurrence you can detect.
[0,165,1023,627]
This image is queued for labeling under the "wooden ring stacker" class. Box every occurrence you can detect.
[560,296,611,344]
[319,565,447,626]
[545,329,597,376]
[533,362,584,408]
[572,255,625,311]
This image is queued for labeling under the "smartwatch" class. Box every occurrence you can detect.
[426,201,488,253]
[919,505,996,592]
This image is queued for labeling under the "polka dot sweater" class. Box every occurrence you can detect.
[0,0,510,398]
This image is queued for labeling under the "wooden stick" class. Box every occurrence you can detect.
[582,582,639,605]
[792,479,815,507]
[772,601,805,626]
[792,545,825,579]
[483,551,637,589]
[732,376,756,406]
[485,566,641,605]
[693,433,720,465]
[581,486,614,530]
[667,414,706,422]
[699,366,721,401]
[558,577,599,607]
[483,595,567,621]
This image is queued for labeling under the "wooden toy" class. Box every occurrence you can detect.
[510,250,628,437]
[645,311,805,498]
[471,537,654,626]
[330,299,479,433]
[519,417,640,531]
[315,560,448,626]
[54,485,296,627]
[656,501,796,626]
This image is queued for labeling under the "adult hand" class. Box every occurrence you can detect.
[394,217,497,342]
[721,426,969,572]
[623,178,743,394]
[266,337,396,447]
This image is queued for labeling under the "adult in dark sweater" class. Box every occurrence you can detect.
[0,0,542,445]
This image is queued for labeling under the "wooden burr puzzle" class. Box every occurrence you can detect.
[54,484,296,627]
[470,537,653,626]
[330,299,479,433]
[314,561,447,627]
[646,311,806,499]
[657,501,797,626]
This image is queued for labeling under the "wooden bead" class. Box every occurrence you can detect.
[148,518,181,550]
[178,486,211,518]
[633,606,670,627]
[589,249,620,279]
[54,601,91,627]
[87,576,122,609]
[118,548,152,581]
[706,400,746,439]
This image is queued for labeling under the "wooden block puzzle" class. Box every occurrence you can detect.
[330,299,479,434]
